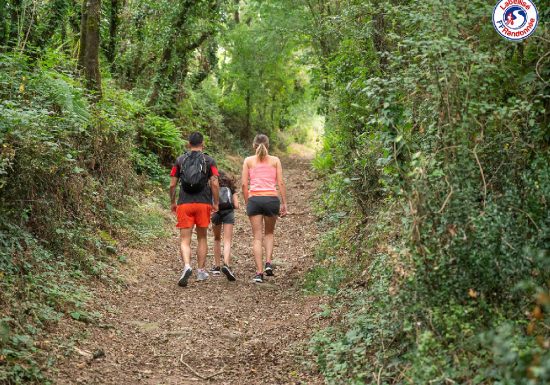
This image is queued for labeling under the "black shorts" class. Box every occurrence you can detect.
[212,209,235,225]
[246,196,280,217]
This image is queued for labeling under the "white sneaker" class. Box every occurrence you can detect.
[197,269,209,281]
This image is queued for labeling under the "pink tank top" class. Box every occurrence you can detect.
[249,163,277,196]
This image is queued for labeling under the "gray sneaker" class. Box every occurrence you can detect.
[196,269,209,281]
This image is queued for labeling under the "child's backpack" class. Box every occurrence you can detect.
[218,186,233,210]
[180,152,208,194]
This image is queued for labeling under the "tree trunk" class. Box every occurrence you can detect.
[78,0,88,68]
[106,0,120,68]
[147,0,193,106]
[148,44,173,106]
[8,0,22,48]
[270,94,276,130]
[0,0,8,49]
[233,0,240,24]
[245,89,252,138]
[79,0,102,99]
[372,1,388,68]
[147,0,217,106]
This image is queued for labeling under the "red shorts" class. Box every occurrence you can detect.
[176,203,212,228]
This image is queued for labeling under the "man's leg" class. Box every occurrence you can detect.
[180,227,193,267]
[196,227,208,269]
[178,226,194,287]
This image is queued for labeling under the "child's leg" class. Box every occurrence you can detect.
[213,224,222,267]
[223,224,234,265]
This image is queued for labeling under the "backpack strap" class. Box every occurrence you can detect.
[179,151,191,166]
[200,153,207,174]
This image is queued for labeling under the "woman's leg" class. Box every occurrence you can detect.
[213,224,222,267]
[249,215,264,273]
[223,224,234,266]
[263,216,277,263]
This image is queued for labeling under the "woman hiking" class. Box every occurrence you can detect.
[210,170,238,281]
[241,134,288,283]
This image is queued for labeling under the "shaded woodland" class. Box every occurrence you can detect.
[1,0,549,383]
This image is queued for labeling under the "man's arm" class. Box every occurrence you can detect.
[169,176,178,212]
[210,175,219,212]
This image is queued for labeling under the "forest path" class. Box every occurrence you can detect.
[54,157,323,385]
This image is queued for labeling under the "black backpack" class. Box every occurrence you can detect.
[218,186,233,210]
[179,152,208,194]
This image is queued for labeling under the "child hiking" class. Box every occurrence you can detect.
[169,132,220,287]
[241,134,288,283]
[210,170,238,281]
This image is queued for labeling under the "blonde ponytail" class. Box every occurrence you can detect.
[256,143,268,160]
[253,134,270,161]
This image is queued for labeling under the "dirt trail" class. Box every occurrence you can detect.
[54,157,323,385]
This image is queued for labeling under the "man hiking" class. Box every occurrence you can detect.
[170,132,220,287]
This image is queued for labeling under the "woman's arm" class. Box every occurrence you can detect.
[241,159,249,204]
[276,158,287,216]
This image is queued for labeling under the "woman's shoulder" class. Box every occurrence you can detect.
[243,156,255,165]
[268,155,280,165]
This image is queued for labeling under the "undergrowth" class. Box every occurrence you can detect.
[305,1,550,383]
[0,49,234,383]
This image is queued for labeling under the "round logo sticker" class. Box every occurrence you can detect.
[493,0,538,41]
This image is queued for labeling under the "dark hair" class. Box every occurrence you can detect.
[253,134,269,160]
[188,132,204,146]
[218,170,237,192]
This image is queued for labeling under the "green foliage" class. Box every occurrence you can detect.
[218,0,320,143]
[308,0,550,383]
[0,223,89,384]
[139,115,184,163]
[132,150,168,184]
[0,49,171,382]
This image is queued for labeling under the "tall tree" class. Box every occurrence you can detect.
[147,0,218,107]
[8,0,22,48]
[0,0,7,48]
[79,0,102,98]
[233,0,240,24]
[105,0,120,68]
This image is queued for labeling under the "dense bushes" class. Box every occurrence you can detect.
[0,50,193,382]
[0,36,253,379]
[309,0,549,383]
